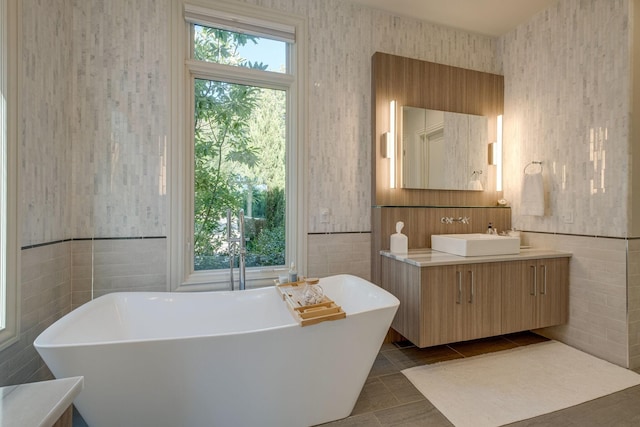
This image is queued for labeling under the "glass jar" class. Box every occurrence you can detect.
[301,278,324,305]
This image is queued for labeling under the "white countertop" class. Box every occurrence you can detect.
[381,248,572,267]
[0,376,83,427]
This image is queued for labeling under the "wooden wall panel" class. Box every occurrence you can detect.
[370,52,507,286]
[372,52,504,207]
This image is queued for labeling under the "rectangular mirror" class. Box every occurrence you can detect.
[400,106,490,191]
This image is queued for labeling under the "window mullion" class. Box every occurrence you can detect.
[186,59,293,90]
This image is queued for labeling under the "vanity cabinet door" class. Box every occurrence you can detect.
[502,260,537,333]
[534,257,569,328]
[454,263,502,342]
[501,258,569,333]
[421,263,502,346]
[380,256,422,345]
[421,265,462,347]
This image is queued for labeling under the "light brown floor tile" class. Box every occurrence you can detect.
[374,400,452,427]
[367,352,400,378]
[315,332,640,427]
[350,377,400,415]
[319,412,383,427]
[384,345,462,370]
[448,335,519,357]
[378,372,425,404]
[504,331,550,346]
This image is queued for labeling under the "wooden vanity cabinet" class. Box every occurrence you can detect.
[421,264,502,347]
[502,258,569,334]
[381,257,502,347]
[381,254,570,348]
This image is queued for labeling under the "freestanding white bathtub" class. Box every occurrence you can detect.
[34,274,399,427]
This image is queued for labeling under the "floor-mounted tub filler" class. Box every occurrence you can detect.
[34,274,399,427]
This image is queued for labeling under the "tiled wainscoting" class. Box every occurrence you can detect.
[0,238,167,386]
[307,233,371,280]
[71,238,167,308]
[628,239,640,369]
[0,241,72,386]
[522,232,638,369]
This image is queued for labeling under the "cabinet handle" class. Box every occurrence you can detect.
[540,264,547,295]
[456,271,462,304]
[530,265,537,296]
[468,270,474,304]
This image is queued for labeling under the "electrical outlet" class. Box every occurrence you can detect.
[320,208,330,224]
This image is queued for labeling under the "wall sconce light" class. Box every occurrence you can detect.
[388,100,396,188]
[488,143,495,166]
[382,132,392,158]
[496,114,503,191]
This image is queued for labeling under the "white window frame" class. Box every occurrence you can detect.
[0,0,20,351]
[169,0,308,291]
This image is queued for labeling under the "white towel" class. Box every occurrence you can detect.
[521,172,544,216]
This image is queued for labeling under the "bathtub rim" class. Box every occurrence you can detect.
[34,274,399,349]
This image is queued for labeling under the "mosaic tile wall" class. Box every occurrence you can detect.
[20,0,73,247]
[500,0,637,368]
[499,0,629,238]
[21,0,169,244]
[70,0,169,239]
[20,0,499,270]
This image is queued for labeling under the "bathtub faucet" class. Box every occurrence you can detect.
[227,208,247,291]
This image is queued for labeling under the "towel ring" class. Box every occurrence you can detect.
[524,161,543,174]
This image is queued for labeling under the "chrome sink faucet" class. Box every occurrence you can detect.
[227,208,247,291]
[440,216,471,224]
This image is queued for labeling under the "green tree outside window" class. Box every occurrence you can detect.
[193,26,286,270]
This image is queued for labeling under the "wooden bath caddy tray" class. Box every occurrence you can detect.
[276,280,346,327]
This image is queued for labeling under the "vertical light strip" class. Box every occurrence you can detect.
[389,100,396,188]
[496,114,503,191]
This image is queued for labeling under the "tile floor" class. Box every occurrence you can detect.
[319,332,640,427]
[72,332,640,426]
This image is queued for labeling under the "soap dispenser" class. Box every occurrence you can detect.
[486,222,497,235]
[390,221,408,254]
[288,262,298,283]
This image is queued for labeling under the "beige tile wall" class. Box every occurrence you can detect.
[70,0,169,239]
[628,239,640,369]
[501,0,629,238]
[500,0,636,368]
[307,233,371,280]
[21,0,73,247]
[523,232,629,367]
[0,242,71,386]
[71,238,168,307]
[0,238,167,386]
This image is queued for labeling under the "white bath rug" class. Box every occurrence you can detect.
[402,340,640,427]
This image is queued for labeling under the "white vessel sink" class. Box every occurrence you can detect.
[431,233,520,257]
